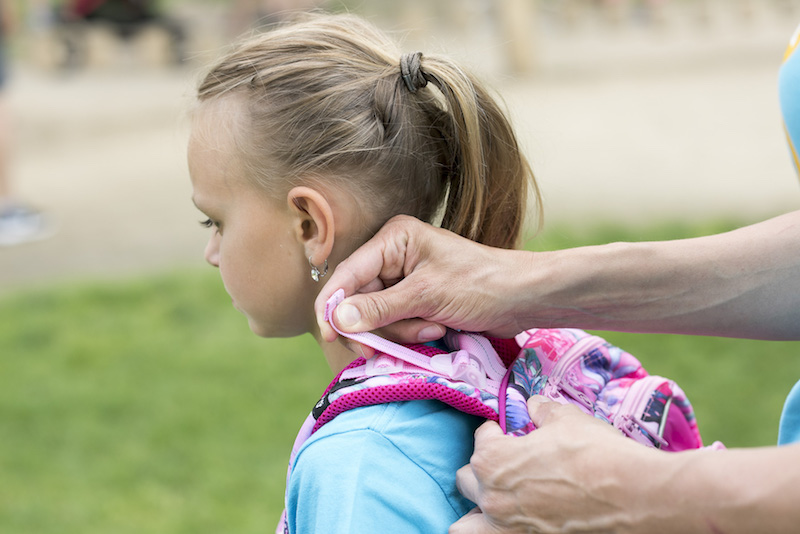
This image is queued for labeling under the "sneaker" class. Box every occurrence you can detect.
[0,205,55,247]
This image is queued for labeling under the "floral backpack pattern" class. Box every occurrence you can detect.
[276,290,723,533]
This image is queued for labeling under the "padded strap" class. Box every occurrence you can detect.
[325,289,503,393]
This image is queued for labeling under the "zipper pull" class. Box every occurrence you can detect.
[615,414,669,449]
[558,378,594,413]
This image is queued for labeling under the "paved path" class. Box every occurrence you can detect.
[2,8,799,293]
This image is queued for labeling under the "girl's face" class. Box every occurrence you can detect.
[188,103,315,338]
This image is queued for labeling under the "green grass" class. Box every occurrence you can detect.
[1,219,798,533]
[0,273,331,533]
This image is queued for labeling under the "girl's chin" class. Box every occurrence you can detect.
[244,315,308,339]
[246,317,271,338]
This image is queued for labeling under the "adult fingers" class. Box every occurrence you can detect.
[526,395,578,428]
[468,420,508,481]
[372,318,447,345]
[455,465,480,505]
[314,247,391,342]
[315,216,420,342]
[449,508,494,534]
[323,277,447,345]
[457,423,510,516]
[473,418,506,444]
[331,287,445,339]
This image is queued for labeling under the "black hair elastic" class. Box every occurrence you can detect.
[400,52,427,93]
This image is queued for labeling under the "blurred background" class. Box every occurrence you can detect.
[2,0,800,287]
[1,1,800,533]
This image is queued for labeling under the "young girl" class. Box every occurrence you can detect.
[188,13,540,533]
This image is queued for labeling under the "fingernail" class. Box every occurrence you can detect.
[336,303,361,329]
[418,325,444,342]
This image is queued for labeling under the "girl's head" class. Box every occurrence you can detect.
[189,13,540,339]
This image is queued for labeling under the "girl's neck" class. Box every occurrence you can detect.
[315,329,362,375]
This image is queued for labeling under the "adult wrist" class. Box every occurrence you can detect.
[510,242,647,331]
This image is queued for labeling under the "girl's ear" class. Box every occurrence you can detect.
[287,186,335,265]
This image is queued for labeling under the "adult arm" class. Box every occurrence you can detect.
[316,211,800,343]
[450,396,800,534]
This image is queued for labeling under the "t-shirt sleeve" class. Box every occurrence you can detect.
[286,426,464,534]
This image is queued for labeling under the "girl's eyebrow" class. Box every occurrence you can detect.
[192,197,220,218]
[191,198,213,218]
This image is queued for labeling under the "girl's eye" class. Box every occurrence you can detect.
[200,219,221,232]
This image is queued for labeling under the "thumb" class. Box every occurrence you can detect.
[473,419,505,446]
[526,395,560,428]
[449,508,494,534]
[332,284,418,334]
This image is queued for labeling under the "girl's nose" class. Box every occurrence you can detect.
[204,235,220,267]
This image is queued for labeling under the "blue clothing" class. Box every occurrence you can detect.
[780,25,800,175]
[777,25,800,445]
[286,400,481,534]
[778,380,800,445]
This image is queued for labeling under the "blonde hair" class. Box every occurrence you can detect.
[197,13,540,249]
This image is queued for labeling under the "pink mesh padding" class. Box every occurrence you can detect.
[312,382,500,433]
[313,338,513,433]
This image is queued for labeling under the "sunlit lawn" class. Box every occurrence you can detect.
[1,219,798,533]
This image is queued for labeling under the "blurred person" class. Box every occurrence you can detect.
[0,0,53,246]
[57,0,186,67]
[312,19,800,534]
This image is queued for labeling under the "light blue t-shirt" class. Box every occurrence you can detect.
[776,25,800,446]
[286,400,482,534]
[778,381,800,445]
[780,24,800,176]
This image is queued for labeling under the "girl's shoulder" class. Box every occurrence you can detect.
[304,399,481,464]
[287,401,479,532]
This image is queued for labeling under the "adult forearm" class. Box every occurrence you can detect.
[319,212,800,343]
[644,444,800,533]
[517,211,800,339]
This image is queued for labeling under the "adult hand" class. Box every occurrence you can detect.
[315,215,533,346]
[452,396,800,534]
[451,396,654,534]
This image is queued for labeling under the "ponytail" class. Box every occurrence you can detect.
[416,55,540,249]
[197,14,541,250]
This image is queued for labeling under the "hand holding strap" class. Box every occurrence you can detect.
[325,289,503,393]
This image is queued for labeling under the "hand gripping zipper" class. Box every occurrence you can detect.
[325,289,502,394]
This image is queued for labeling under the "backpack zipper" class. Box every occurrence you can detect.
[542,334,605,411]
[612,375,671,449]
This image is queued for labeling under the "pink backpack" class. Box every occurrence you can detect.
[277,290,723,532]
